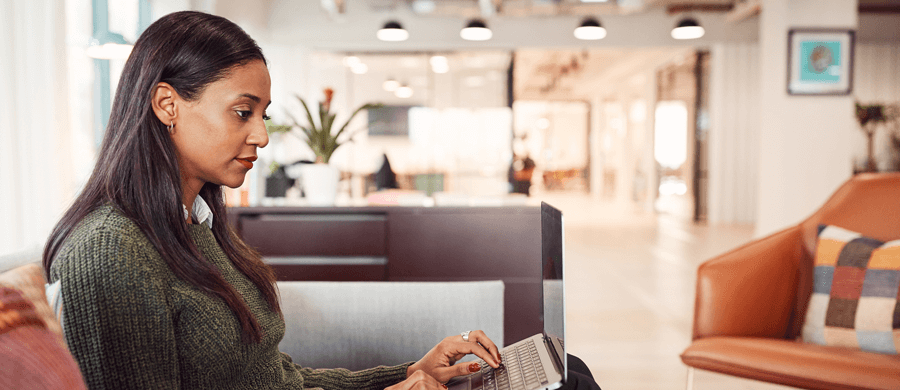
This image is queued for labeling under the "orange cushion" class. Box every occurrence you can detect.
[0,263,63,337]
[0,286,86,389]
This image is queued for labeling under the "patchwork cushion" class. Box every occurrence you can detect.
[801,225,900,354]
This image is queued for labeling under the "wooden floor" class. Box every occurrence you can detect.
[531,193,799,390]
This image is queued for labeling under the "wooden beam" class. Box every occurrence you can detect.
[726,0,761,22]
[859,4,900,14]
[666,4,734,14]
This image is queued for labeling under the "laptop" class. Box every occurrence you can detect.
[448,202,567,390]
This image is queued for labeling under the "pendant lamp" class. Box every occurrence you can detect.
[460,19,492,41]
[574,17,607,40]
[377,21,409,42]
[671,17,705,40]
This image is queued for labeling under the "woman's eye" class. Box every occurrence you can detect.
[236,110,251,119]
[263,114,271,121]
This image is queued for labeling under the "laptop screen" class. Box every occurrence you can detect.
[540,202,565,374]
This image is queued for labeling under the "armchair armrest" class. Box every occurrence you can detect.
[692,226,803,340]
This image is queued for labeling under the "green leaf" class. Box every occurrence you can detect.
[295,94,319,132]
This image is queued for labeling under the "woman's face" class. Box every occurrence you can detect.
[171,59,271,192]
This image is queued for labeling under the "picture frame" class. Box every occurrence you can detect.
[787,28,855,96]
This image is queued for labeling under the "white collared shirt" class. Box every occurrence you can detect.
[183,196,213,228]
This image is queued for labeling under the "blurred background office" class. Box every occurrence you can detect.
[1,1,899,388]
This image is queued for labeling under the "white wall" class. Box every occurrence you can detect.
[755,0,858,237]
[708,43,760,225]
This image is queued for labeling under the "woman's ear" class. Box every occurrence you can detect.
[151,82,178,126]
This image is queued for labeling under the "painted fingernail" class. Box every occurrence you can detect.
[468,363,481,373]
[442,385,448,389]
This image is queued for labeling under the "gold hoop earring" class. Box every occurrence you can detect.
[167,121,175,134]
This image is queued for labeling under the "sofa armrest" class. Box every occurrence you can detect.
[693,226,802,340]
[276,280,504,371]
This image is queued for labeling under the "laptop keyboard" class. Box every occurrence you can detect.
[473,338,549,390]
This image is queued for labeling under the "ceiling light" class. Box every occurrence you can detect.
[86,31,133,59]
[574,17,607,40]
[383,78,400,92]
[460,19,492,41]
[430,55,449,73]
[343,56,361,67]
[671,18,705,40]
[377,21,409,42]
[350,63,368,74]
[395,85,413,98]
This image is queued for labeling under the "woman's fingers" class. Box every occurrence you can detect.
[432,361,485,382]
[454,339,500,368]
[466,330,501,363]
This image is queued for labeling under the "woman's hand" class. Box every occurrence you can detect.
[387,370,446,390]
[406,330,502,383]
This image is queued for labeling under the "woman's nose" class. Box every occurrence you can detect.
[249,119,269,148]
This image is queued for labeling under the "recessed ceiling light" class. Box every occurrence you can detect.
[461,19,492,41]
[411,0,436,14]
[383,78,400,92]
[574,17,607,40]
[343,56,361,67]
[395,85,414,98]
[377,21,409,42]
[671,18,705,40]
[350,63,368,74]
[430,55,449,73]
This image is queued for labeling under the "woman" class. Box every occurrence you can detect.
[42,11,500,389]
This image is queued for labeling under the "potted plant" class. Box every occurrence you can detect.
[269,88,380,205]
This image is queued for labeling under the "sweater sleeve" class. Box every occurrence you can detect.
[280,352,413,390]
[54,229,180,390]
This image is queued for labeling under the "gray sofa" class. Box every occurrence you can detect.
[0,247,505,377]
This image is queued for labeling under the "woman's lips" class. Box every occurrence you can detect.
[235,157,255,169]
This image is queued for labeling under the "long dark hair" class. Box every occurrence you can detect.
[43,11,280,344]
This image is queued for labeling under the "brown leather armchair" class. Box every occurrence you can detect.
[680,173,900,390]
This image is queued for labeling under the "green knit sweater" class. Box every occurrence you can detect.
[50,205,412,389]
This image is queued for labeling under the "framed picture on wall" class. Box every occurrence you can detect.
[787,28,855,95]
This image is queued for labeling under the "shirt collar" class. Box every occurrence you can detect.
[182,196,213,228]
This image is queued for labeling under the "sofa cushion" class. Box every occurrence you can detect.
[0,263,63,338]
[0,286,86,389]
[801,225,900,354]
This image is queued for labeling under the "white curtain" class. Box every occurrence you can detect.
[0,1,80,257]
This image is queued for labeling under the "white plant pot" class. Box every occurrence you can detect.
[300,164,339,206]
